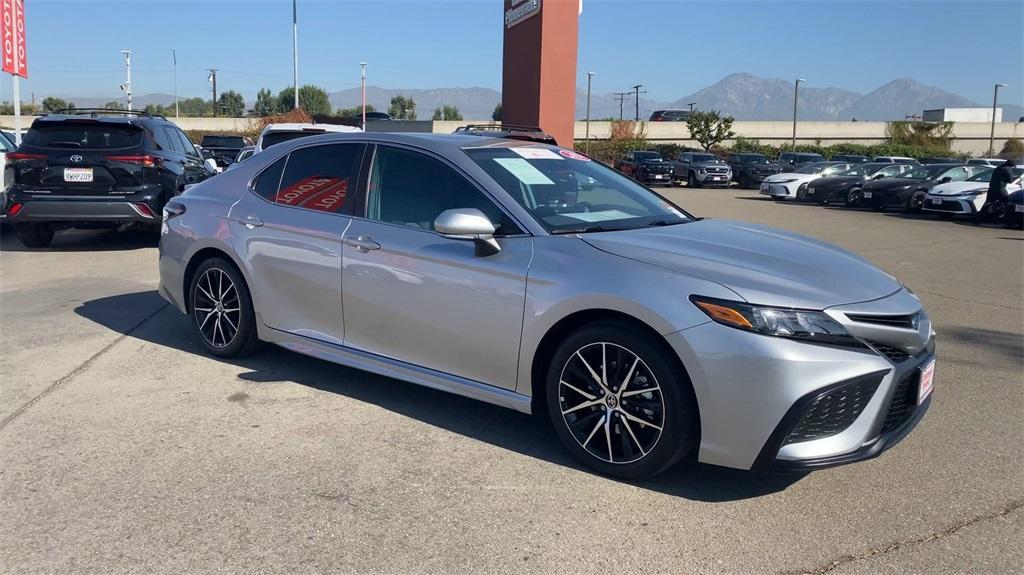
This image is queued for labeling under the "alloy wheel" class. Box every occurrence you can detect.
[193,267,241,348]
[557,342,665,464]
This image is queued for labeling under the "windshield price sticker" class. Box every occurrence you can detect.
[512,147,563,160]
[494,158,555,185]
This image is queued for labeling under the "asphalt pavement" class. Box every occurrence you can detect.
[1,189,1021,574]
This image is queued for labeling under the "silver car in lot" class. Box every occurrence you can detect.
[158,133,936,479]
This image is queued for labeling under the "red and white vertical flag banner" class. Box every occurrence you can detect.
[2,0,27,78]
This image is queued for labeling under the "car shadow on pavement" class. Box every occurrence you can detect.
[76,290,805,502]
[942,326,1024,366]
[0,225,159,252]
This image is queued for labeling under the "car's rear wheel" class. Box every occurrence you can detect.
[16,224,54,248]
[189,257,259,358]
[546,322,698,479]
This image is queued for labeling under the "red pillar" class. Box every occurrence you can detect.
[501,0,579,148]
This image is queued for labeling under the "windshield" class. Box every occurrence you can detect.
[837,163,886,177]
[898,165,950,179]
[22,123,144,150]
[795,162,831,174]
[202,135,245,148]
[261,131,324,149]
[634,151,662,161]
[465,147,692,233]
[737,154,769,164]
[692,154,717,163]
[966,168,995,182]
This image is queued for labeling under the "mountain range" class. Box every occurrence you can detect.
[56,73,1022,122]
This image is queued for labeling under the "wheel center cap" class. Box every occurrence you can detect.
[605,395,618,409]
[215,302,224,312]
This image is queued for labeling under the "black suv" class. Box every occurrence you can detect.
[726,153,781,188]
[5,109,214,247]
[200,134,252,170]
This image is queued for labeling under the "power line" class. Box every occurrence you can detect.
[613,91,632,121]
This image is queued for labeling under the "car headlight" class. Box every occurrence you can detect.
[698,168,706,174]
[690,296,865,348]
[775,178,798,183]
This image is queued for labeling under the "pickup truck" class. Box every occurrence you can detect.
[673,152,732,188]
[200,134,253,171]
[613,150,674,186]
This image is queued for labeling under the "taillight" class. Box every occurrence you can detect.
[7,202,23,216]
[7,152,45,163]
[130,203,156,219]
[107,155,160,168]
[162,200,186,220]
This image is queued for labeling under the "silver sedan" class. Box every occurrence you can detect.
[158,132,936,479]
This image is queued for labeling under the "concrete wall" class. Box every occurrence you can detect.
[3,115,1021,156]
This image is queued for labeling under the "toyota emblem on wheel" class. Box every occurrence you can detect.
[70,155,83,163]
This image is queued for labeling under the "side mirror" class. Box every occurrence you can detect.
[872,174,885,180]
[204,158,219,174]
[434,208,500,257]
[939,176,952,184]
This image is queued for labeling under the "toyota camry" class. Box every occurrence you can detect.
[159,132,936,479]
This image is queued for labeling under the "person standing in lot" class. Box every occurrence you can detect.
[976,158,1016,225]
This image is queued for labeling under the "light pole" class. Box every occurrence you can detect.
[791,78,805,151]
[687,102,696,113]
[120,50,133,112]
[292,0,299,110]
[172,49,179,118]
[585,72,595,155]
[989,83,1006,157]
[632,84,646,122]
[360,62,367,130]
[208,69,218,117]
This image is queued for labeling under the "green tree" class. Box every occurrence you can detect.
[1000,137,1024,158]
[277,85,331,116]
[336,104,375,118]
[42,97,74,113]
[143,104,169,116]
[686,110,735,151]
[491,102,502,122]
[103,100,126,110]
[387,95,417,120]
[253,88,278,117]
[178,97,210,117]
[432,105,463,121]
[218,90,246,117]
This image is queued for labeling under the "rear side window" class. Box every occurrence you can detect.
[274,144,362,214]
[22,123,144,150]
[174,129,198,156]
[162,128,183,153]
[252,157,287,200]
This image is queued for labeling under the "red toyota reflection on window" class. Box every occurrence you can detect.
[275,176,349,213]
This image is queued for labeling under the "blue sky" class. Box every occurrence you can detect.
[4,0,1022,106]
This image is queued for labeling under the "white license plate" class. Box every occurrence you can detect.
[64,168,94,183]
[918,359,935,404]
[931,198,942,205]
[862,191,872,199]
[1016,204,1024,213]
[653,175,664,179]
[760,183,769,191]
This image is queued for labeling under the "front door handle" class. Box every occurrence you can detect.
[239,214,263,229]
[345,235,381,252]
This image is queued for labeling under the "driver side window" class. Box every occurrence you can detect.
[365,146,519,235]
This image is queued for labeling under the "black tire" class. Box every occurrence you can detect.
[16,224,55,248]
[795,185,808,202]
[905,191,925,213]
[845,187,863,207]
[545,321,699,479]
[739,174,750,189]
[189,257,259,358]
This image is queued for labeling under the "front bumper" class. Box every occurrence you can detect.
[667,288,934,472]
[922,195,977,215]
[760,181,800,198]
[637,172,674,184]
[695,171,732,186]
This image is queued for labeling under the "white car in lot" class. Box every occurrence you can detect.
[923,167,1023,217]
[255,123,362,153]
[759,161,852,201]
[966,158,1007,168]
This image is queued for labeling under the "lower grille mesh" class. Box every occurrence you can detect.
[784,375,882,445]
[881,372,918,434]
[868,340,911,363]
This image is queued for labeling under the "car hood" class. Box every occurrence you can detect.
[927,181,986,196]
[692,161,729,168]
[864,177,922,191]
[763,172,817,184]
[580,219,901,309]
[809,175,861,190]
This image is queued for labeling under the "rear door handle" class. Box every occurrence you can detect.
[345,235,381,252]
[238,214,263,229]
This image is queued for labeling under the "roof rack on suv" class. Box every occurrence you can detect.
[453,123,558,145]
[47,108,165,120]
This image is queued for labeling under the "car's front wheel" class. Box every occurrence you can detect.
[189,257,259,358]
[546,321,699,479]
[846,187,863,207]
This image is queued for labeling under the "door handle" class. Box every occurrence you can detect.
[239,214,263,229]
[345,235,381,252]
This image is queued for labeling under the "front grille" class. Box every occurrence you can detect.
[880,372,918,434]
[783,375,882,445]
[866,340,911,363]
[847,313,918,329]
[706,166,729,174]
[925,200,963,212]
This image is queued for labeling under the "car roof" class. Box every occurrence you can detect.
[260,123,362,134]
[259,131,558,154]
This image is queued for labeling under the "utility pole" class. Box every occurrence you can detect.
[990,83,1006,157]
[791,78,805,151]
[208,69,218,116]
[687,102,696,113]
[613,92,632,121]
[292,0,299,110]
[585,72,595,155]
[360,62,367,130]
[631,84,646,122]
[120,50,132,112]
[172,49,179,118]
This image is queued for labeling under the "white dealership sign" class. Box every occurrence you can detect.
[505,0,541,29]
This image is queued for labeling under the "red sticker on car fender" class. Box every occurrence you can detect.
[559,149,591,161]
